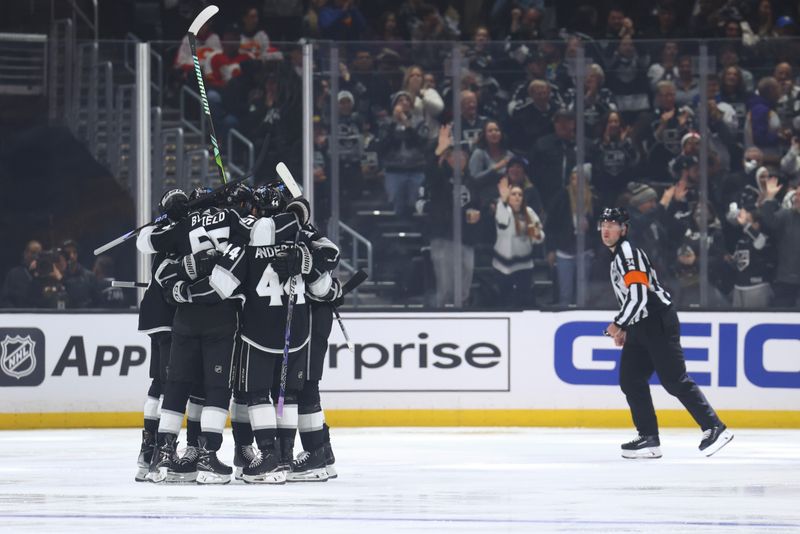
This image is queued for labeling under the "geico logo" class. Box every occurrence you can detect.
[554,321,800,389]
[52,336,147,376]
[327,332,502,379]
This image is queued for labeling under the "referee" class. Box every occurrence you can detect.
[598,207,734,458]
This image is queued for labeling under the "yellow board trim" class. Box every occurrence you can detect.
[1,410,799,430]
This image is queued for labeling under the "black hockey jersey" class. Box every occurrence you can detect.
[732,224,776,287]
[137,207,300,257]
[137,251,176,333]
[186,239,309,353]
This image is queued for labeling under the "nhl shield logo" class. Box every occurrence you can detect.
[1,335,37,379]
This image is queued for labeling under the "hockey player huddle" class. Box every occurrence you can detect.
[134,180,342,484]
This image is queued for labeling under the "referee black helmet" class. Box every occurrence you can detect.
[597,207,630,230]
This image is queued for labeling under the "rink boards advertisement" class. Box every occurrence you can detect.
[0,310,798,428]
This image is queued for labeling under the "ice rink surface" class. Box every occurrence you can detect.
[0,427,798,533]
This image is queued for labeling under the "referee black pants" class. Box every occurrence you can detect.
[619,307,721,436]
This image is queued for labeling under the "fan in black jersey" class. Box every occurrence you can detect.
[599,207,733,459]
[142,186,309,484]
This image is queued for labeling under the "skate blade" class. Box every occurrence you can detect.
[703,430,734,457]
[242,471,287,485]
[165,471,198,484]
[621,446,662,459]
[135,466,149,482]
[146,467,168,483]
[288,468,329,482]
[326,465,337,479]
[196,471,231,485]
[234,467,243,481]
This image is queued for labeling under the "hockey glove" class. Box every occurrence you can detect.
[273,243,312,282]
[286,197,311,226]
[330,278,345,307]
[312,244,339,273]
[164,280,190,305]
[180,248,218,280]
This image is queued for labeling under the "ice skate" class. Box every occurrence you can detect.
[699,424,734,457]
[135,430,155,482]
[288,447,329,482]
[195,437,232,485]
[242,443,285,484]
[168,445,199,483]
[146,434,180,483]
[278,436,295,473]
[233,444,258,481]
[621,434,662,459]
[324,442,337,479]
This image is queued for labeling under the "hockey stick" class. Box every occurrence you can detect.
[332,270,368,352]
[275,162,303,199]
[277,232,300,419]
[111,281,149,288]
[340,269,368,296]
[93,175,250,256]
[93,214,169,256]
[188,4,227,185]
[275,162,304,418]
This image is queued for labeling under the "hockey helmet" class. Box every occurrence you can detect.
[224,183,254,215]
[159,188,189,214]
[597,206,630,230]
[253,182,288,217]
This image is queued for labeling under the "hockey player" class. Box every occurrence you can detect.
[289,229,342,481]
[169,186,329,484]
[134,190,181,482]
[140,184,309,484]
[248,183,343,481]
[598,207,734,459]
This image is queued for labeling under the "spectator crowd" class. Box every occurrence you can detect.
[1,240,129,309]
[4,0,800,309]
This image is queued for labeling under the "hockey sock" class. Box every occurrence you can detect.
[298,380,325,451]
[277,402,298,457]
[186,395,203,447]
[248,401,277,450]
[143,395,161,435]
[199,407,227,451]
[299,409,327,451]
[323,423,332,444]
[231,397,254,446]
[158,381,192,439]
[199,387,231,451]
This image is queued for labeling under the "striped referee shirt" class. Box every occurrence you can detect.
[610,239,672,327]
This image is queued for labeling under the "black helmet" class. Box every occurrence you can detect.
[597,207,630,229]
[159,188,189,214]
[224,183,254,215]
[253,182,288,217]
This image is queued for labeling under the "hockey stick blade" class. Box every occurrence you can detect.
[275,162,303,199]
[188,5,219,35]
[341,270,368,296]
[111,281,149,289]
[333,308,355,352]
